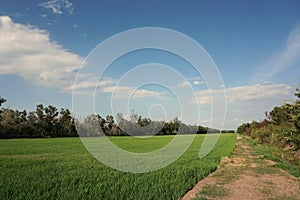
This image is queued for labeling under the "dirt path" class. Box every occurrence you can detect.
[182,135,300,200]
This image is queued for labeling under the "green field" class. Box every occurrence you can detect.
[0,134,236,200]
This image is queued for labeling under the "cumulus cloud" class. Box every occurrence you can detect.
[253,25,300,83]
[39,0,74,15]
[0,16,82,89]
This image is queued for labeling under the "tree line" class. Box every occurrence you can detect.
[0,98,77,138]
[76,112,229,137]
[0,97,234,138]
[237,88,300,165]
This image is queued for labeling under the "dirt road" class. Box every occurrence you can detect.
[182,135,300,200]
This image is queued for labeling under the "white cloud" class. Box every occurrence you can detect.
[188,76,202,81]
[0,16,82,88]
[176,79,204,88]
[130,89,166,100]
[176,81,191,88]
[194,83,293,105]
[39,0,74,15]
[101,86,166,100]
[253,25,300,83]
[227,84,292,102]
[63,78,116,92]
[193,80,204,85]
[67,74,166,100]
[193,83,295,129]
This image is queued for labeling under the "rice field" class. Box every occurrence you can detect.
[0,134,236,199]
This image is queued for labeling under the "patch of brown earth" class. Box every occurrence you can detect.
[181,135,300,200]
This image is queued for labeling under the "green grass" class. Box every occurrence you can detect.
[213,166,245,184]
[252,166,280,175]
[192,197,208,200]
[268,194,299,200]
[197,184,229,198]
[245,137,300,177]
[108,135,174,153]
[0,134,236,200]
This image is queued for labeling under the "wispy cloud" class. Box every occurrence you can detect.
[193,83,293,105]
[193,80,204,85]
[176,77,205,88]
[176,81,191,88]
[112,87,166,100]
[69,78,166,100]
[61,69,166,100]
[39,0,74,15]
[253,25,300,83]
[63,78,116,92]
[188,76,202,82]
[192,83,295,129]
[0,16,82,89]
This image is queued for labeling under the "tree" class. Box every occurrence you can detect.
[0,96,7,122]
[34,104,58,136]
[104,115,114,135]
[270,106,290,125]
[236,123,250,135]
[295,88,300,98]
[265,111,272,121]
[130,110,139,124]
[25,111,38,137]
[44,105,59,136]
[76,114,102,136]
[0,96,6,106]
[292,88,300,148]
[0,103,78,138]
[0,108,17,137]
[239,87,300,151]
[97,114,106,133]
[197,125,208,134]
[57,108,77,137]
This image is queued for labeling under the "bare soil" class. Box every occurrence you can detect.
[181,135,300,200]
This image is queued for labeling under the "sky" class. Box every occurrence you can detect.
[0,0,300,129]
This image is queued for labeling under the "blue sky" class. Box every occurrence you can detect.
[0,0,300,129]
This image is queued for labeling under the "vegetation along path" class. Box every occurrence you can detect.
[182,135,300,200]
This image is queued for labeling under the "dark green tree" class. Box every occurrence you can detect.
[57,108,77,137]
[0,96,6,106]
